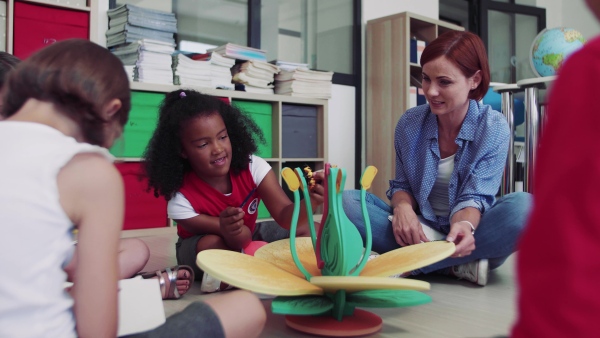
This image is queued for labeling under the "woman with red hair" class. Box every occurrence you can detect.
[344,31,531,286]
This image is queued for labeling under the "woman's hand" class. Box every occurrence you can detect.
[219,207,251,250]
[446,221,476,258]
[391,204,429,246]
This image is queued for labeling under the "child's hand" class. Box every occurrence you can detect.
[219,206,245,238]
[309,170,325,207]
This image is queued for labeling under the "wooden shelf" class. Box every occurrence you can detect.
[365,12,463,200]
[129,81,328,106]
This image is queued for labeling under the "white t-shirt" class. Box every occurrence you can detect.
[428,154,455,217]
[168,155,271,220]
[0,121,113,338]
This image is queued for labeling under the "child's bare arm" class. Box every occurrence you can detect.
[175,211,252,250]
[219,207,252,250]
[58,154,121,338]
[258,170,324,232]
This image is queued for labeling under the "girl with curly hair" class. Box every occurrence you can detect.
[143,89,324,292]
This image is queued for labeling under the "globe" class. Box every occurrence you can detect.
[530,27,586,77]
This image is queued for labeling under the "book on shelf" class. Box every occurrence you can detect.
[273,68,333,99]
[179,52,235,90]
[232,72,274,89]
[410,38,426,64]
[111,39,175,85]
[106,4,177,48]
[275,68,333,82]
[231,60,280,81]
[274,79,332,93]
[172,53,212,87]
[234,83,274,95]
[231,59,279,93]
[269,60,309,72]
[208,43,267,62]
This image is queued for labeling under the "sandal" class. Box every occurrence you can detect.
[139,265,195,300]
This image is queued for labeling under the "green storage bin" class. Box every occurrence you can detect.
[232,100,273,158]
[258,200,270,219]
[110,91,165,157]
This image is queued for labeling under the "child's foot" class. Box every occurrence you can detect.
[139,265,195,299]
[200,272,234,293]
[159,268,191,299]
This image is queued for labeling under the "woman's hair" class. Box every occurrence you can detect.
[143,89,265,200]
[420,30,491,101]
[1,39,131,146]
[0,52,20,89]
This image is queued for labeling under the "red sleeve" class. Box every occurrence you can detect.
[512,39,600,337]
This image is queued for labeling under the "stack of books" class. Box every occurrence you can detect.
[172,53,212,87]
[208,43,267,62]
[274,68,334,99]
[106,4,177,48]
[270,60,309,72]
[231,60,280,94]
[111,39,175,85]
[191,52,235,90]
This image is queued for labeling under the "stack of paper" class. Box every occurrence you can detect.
[172,53,212,87]
[231,60,280,94]
[274,68,334,99]
[106,4,177,48]
[191,52,236,90]
[208,43,267,62]
[111,39,175,85]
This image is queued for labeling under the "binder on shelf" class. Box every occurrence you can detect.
[231,100,273,158]
[417,88,427,106]
[410,38,417,63]
[110,91,164,158]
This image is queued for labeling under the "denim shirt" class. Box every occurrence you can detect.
[386,100,509,232]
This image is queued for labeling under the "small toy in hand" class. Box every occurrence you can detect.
[304,164,335,190]
[303,166,316,190]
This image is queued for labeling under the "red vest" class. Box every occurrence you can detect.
[177,167,259,239]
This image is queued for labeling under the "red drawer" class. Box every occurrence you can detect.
[116,162,168,230]
[13,2,89,59]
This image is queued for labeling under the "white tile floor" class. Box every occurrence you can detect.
[128,227,517,338]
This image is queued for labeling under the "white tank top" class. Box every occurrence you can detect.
[0,121,113,338]
[428,154,455,217]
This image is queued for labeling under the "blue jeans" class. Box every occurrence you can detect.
[342,190,532,274]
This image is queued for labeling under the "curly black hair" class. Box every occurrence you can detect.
[143,89,265,200]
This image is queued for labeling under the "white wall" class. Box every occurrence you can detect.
[328,85,356,189]
[535,0,599,39]
[363,0,439,21]
[561,0,600,39]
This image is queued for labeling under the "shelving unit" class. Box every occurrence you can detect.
[116,82,328,229]
[2,1,329,229]
[365,11,464,200]
[2,0,108,56]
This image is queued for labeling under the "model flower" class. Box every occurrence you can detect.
[197,164,455,336]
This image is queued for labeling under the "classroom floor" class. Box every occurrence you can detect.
[125,227,517,338]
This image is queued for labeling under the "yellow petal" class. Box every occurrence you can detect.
[310,276,430,293]
[361,241,455,277]
[254,237,322,278]
[197,249,323,296]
